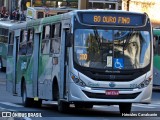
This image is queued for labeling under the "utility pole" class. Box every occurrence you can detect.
[78,0,89,9]
[127,0,130,11]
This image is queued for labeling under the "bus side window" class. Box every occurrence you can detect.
[8,32,14,56]
[153,35,158,54]
[37,12,44,19]
[27,29,34,55]
[0,28,8,43]
[41,25,51,54]
[19,30,27,55]
[158,36,160,55]
[50,23,61,54]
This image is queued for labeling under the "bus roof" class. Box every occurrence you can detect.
[27,6,76,11]
[0,19,15,28]
[9,22,27,30]
[0,19,26,29]
[62,9,148,19]
[26,9,149,28]
[70,9,147,15]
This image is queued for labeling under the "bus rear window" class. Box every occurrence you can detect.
[37,12,44,19]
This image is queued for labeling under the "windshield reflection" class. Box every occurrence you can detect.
[74,29,150,70]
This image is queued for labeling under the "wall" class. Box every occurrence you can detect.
[122,0,160,27]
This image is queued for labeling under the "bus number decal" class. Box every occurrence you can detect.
[80,54,88,60]
[94,16,101,22]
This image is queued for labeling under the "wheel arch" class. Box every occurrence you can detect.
[52,76,59,101]
[21,76,26,97]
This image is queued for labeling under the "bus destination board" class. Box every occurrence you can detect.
[78,12,146,26]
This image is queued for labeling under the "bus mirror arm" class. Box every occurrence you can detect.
[66,33,73,47]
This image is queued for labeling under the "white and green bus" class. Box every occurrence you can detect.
[7,10,153,114]
[153,28,160,87]
[26,7,76,21]
[0,19,16,72]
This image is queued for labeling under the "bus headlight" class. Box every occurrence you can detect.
[70,73,86,87]
[138,75,152,89]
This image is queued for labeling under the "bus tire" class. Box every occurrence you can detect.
[58,100,69,112]
[1,67,6,72]
[119,103,132,114]
[84,104,93,109]
[75,103,93,109]
[0,57,5,72]
[22,81,34,107]
[34,99,42,108]
[57,88,69,112]
[0,58,2,71]
[74,103,83,108]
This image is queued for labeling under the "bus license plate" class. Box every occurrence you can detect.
[105,90,119,96]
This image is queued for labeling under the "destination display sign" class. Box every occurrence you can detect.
[78,12,146,26]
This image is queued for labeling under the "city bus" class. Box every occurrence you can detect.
[153,28,160,86]
[26,7,76,21]
[6,10,153,114]
[0,19,15,71]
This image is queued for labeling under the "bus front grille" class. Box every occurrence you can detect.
[82,90,141,99]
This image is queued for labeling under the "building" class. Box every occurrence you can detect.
[1,0,160,26]
[17,0,120,11]
[122,0,160,27]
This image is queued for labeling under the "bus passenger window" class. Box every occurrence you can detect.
[158,36,160,55]
[19,30,27,55]
[41,25,51,54]
[37,12,44,19]
[50,23,61,54]
[154,36,159,55]
[8,32,14,56]
[0,28,8,43]
[42,25,51,39]
[54,24,61,37]
[27,29,34,55]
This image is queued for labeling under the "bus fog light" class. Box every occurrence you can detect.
[138,76,152,89]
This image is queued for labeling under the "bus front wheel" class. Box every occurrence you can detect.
[22,82,34,107]
[57,88,69,112]
[119,103,132,114]
[75,103,93,109]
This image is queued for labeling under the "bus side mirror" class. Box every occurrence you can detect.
[66,33,73,47]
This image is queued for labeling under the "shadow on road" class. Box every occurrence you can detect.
[15,103,121,117]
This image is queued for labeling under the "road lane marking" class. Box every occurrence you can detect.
[0,106,17,112]
[132,104,155,109]
[0,102,23,107]
[24,117,32,120]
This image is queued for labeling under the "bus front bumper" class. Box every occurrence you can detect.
[68,83,152,104]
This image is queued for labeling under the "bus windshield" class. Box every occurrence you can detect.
[74,29,151,70]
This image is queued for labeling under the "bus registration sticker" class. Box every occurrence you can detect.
[105,90,119,96]
[107,56,112,67]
